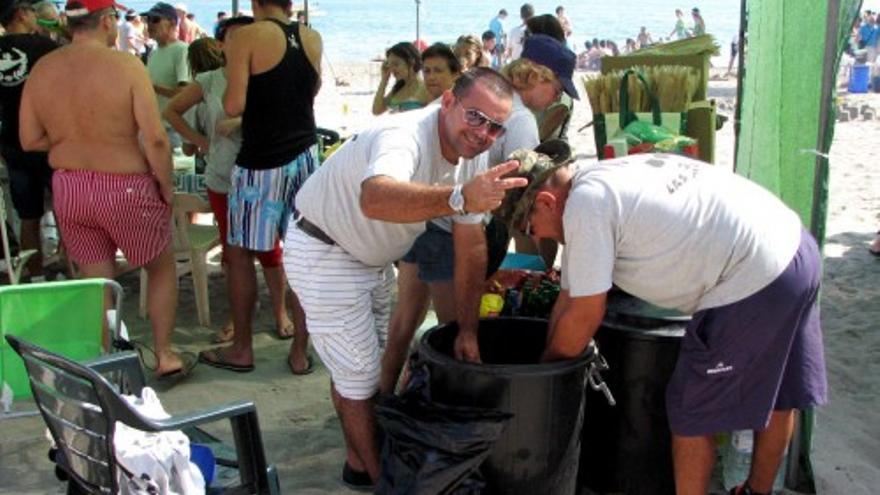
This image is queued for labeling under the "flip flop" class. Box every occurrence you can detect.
[288,354,315,376]
[198,348,255,373]
[156,352,198,381]
[275,322,295,340]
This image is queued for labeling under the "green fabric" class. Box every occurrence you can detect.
[734,1,862,492]
[146,41,191,112]
[0,280,107,399]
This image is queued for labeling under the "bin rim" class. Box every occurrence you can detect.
[419,317,596,377]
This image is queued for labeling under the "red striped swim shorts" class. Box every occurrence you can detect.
[52,170,171,267]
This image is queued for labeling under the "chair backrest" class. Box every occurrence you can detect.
[4,335,148,494]
[0,279,122,399]
[171,193,213,253]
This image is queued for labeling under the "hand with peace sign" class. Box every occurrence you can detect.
[461,160,528,213]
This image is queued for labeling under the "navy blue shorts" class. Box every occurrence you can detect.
[666,228,828,436]
[400,222,454,282]
[4,146,53,220]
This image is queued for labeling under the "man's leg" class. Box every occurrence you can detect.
[77,259,117,352]
[672,433,715,495]
[747,409,796,493]
[286,286,310,373]
[19,218,43,278]
[219,244,257,366]
[427,280,456,324]
[261,263,294,336]
[141,244,183,374]
[379,261,429,394]
[331,385,380,481]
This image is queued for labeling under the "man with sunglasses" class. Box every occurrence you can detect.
[0,0,59,282]
[19,0,193,379]
[496,152,827,495]
[283,68,526,489]
[141,2,189,150]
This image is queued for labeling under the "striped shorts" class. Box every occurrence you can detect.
[283,224,394,400]
[52,170,171,267]
[227,145,317,252]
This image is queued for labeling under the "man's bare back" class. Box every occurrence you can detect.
[20,43,170,179]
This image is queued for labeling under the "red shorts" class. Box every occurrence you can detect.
[206,188,282,267]
[52,170,171,267]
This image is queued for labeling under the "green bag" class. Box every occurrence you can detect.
[593,69,688,159]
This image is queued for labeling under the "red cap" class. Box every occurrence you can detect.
[65,0,122,16]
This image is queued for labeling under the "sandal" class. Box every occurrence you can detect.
[287,354,315,376]
[198,348,255,373]
[156,352,198,381]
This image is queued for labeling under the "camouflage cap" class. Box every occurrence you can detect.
[496,139,572,235]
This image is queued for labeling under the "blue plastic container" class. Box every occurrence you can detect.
[190,443,216,486]
[848,64,870,93]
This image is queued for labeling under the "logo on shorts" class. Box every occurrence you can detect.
[706,361,734,375]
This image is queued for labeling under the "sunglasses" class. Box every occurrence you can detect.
[148,16,164,23]
[457,101,506,138]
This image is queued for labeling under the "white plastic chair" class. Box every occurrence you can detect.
[139,193,219,326]
[0,187,36,285]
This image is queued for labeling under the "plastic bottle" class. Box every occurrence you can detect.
[721,430,786,492]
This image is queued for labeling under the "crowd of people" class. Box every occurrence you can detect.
[0,0,828,494]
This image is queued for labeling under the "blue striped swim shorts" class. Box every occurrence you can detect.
[227,145,318,252]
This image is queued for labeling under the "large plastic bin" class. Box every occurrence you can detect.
[420,317,595,495]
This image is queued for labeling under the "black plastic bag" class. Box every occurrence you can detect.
[375,362,512,495]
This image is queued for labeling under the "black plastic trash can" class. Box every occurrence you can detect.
[578,291,689,495]
[420,317,595,495]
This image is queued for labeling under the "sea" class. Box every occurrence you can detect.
[117,0,870,65]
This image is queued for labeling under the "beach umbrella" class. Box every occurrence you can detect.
[415,0,421,43]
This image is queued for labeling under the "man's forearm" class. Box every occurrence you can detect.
[361,177,454,222]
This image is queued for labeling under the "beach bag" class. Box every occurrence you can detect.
[593,69,690,159]
[375,359,512,495]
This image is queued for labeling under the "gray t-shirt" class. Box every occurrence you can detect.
[194,69,240,193]
[295,106,488,266]
[146,41,189,113]
[561,154,802,314]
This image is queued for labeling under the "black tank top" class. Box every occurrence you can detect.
[237,19,318,169]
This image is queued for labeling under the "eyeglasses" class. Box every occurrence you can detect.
[106,8,119,19]
[456,100,506,138]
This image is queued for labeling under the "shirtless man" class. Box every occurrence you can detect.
[19,0,189,378]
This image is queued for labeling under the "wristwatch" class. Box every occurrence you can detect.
[448,184,466,215]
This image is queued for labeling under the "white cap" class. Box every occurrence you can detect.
[174,2,187,11]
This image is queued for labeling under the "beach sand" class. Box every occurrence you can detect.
[0,65,877,494]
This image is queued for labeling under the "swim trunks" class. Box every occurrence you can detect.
[666,228,827,436]
[227,144,317,252]
[52,170,171,267]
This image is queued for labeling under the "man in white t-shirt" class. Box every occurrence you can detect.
[496,152,827,495]
[283,68,526,489]
[507,3,534,61]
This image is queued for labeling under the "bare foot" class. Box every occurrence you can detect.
[212,321,234,343]
[287,352,313,375]
[276,315,295,340]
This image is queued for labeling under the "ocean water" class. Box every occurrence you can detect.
[123,0,743,63]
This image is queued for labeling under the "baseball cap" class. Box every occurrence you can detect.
[64,0,122,17]
[496,139,573,235]
[141,1,177,21]
[521,33,579,100]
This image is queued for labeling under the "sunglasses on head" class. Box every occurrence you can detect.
[457,101,506,138]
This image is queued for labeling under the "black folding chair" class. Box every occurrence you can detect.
[5,334,280,494]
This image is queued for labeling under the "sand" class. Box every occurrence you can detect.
[0,64,878,494]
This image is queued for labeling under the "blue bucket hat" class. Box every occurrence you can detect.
[521,33,579,100]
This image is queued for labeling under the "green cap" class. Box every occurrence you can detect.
[496,139,572,235]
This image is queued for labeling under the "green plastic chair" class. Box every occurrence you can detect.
[0,279,122,401]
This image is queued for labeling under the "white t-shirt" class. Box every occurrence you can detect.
[295,106,488,266]
[488,92,539,166]
[508,23,528,60]
[561,154,802,314]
